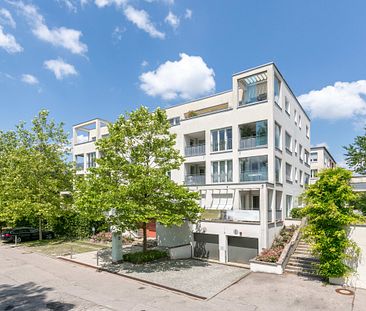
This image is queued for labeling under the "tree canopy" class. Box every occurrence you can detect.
[344,128,366,174]
[0,110,73,238]
[75,106,202,251]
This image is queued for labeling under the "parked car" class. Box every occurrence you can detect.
[1,227,54,243]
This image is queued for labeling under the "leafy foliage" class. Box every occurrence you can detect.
[123,250,168,264]
[344,129,366,174]
[351,192,366,216]
[75,107,203,251]
[290,207,303,219]
[0,110,73,239]
[301,168,365,278]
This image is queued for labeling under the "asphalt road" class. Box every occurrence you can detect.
[0,244,365,311]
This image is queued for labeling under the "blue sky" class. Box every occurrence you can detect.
[1,0,366,165]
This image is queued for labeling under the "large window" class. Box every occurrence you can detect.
[310,152,318,162]
[212,160,233,183]
[304,150,310,165]
[75,154,84,170]
[285,132,292,152]
[304,173,310,185]
[275,123,282,149]
[294,140,298,156]
[168,117,180,126]
[275,157,282,183]
[240,155,268,182]
[238,72,268,106]
[285,97,290,115]
[86,152,96,168]
[239,120,267,149]
[299,144,303,161]
[211,128,232,152]
[285,163,292,182]
[286,195,292,218]
[274,76,281,105]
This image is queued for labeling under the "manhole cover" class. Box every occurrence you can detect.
[335,288,354,296]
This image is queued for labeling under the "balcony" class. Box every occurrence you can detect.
[239,134,267,150]
[184,174,205,185]
[238,72,268,106]
[240,169,268,182]
[201,209,260,222]
[185,144,205,157]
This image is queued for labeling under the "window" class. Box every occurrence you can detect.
[306,125,310,138]
[211,128,232,152]
[212,160,233,183]
[75,154,84,170]
[304,173,310,185]
[274,76,281,106]
[286,195,292,218]
[304,150,310,165]
[238,72,268,106]
[239,120,268,149]
[285,163,292,182]
[298,115,302,129]
[275,157,282,183]
[169,117,180,126]
[299,170,303,186]
[299,144,303,161]
[240,155,268,182]
[310,152,318,162]
[87,152,96,168]
[311,169,318,178]
[285,132,292,152]
[294,140,298,156]
[294,110,297,125]
[294,167,298,183]
[275,123,282,150]
[285,97,290,115]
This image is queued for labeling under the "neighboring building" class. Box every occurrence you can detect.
[164,63,311,264]
[71,62,311,265]
[309,145,336,182]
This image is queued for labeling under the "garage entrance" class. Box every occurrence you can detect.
[227,236,258,264]
[193,233,219,260]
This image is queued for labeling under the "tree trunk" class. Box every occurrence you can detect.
[39,218,42,241]
[142,222,147,252]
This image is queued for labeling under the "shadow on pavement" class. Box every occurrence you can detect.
[0,282,75,311]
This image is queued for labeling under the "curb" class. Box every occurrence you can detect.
[58,256,207,300]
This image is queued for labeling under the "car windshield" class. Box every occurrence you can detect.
[1,229,12,234]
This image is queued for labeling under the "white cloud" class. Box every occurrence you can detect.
[140,53,215,100]
[165,11,179,29]
[0,8,16,28]
[0,25,23,53]
[298,80,366,120]
[184,9,192,19]
[44,59,78,80]
[21,74,39,85]
[141,60,148,67]
[11,1,87,55]
[94,0,125,7]
[112,26,125,41]
[123,5,165,39]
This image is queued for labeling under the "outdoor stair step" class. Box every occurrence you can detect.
[285,267,317,274]
[288,259,319,266]
[296,246,310,250]
[290,255,319,262]
[286,263,317,271]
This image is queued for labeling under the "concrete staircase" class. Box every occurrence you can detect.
[285,240,321,278]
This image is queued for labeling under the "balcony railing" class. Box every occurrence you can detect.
[239,134,267,150]
[240,169,268,182]
[211,139,232,152]
[184,174,205,185]
[212,173,233,183]
[201,209,260,222]
[184,144,205,157]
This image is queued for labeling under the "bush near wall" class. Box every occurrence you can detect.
[123,250,168,264]
[290,207,303,219]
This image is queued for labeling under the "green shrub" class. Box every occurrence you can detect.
[123,250,168,264]
[290,207,303,219]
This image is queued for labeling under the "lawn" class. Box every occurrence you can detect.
[20,238,111,257]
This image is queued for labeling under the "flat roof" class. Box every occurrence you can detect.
[73,117,111,127]
[311,145,337,164]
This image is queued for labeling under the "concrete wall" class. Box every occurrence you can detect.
[156,221,193,248]
[168,244,192,259]
[348,225,366,289]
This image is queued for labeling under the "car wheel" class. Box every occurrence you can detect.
[16,237,21,243]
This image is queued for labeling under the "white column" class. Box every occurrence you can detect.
[259,184,268,250]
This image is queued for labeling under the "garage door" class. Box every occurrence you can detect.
[193,233,219,260]
[228,236,258,264]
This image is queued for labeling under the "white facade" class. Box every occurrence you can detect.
[164,63,311,264]
[310,146,336,181]
[71,63,311,265]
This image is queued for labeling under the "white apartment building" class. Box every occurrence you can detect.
[71,63,311,265]
[310,146,336,181]
[162,63,311,264]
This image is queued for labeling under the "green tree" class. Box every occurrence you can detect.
[75,106,202,251]
[0,110,73,239]
[301,168,365,278]
[344,128,366,174]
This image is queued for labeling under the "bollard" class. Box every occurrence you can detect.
[14,235,17,246]
[70,246,73,259]
[97,250,99,267]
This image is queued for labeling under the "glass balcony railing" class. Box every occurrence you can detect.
[239,134,267,149]
[240,169,268,182]
[184,144,205,157]
[201,209,260,222]
[211,139,232,152]
[212,173,233,183]
[184,174,205,185]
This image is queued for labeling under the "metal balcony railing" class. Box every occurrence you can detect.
[184,144,205,157]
